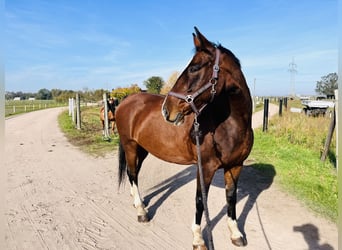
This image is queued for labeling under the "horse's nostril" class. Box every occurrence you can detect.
[162,106,169,119]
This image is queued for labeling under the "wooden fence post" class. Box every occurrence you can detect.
[71,98,75,123]
[263,98,269,132]
[279,98,283,116]
[76,93,81,130]
[103,93,110,140]
[321,107,336,161]
[68,98,72,116]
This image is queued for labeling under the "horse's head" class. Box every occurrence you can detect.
[162,27,248,125]
[108,98,116,114]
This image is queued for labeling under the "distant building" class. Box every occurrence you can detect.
[13,97,21,101]
[28,97,35,101]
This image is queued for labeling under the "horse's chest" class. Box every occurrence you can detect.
[208,125,249,165]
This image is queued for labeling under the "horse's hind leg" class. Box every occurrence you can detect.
[126,144,149,222]
[224,165,246,247]
[111,121,117,135]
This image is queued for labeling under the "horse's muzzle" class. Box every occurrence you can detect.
[162,106,184,126]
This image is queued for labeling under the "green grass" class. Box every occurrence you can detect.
[6,100,66,117]
[58,107,119,157]
[249,111,337,223]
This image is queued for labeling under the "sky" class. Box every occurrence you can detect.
[5,0,338,96]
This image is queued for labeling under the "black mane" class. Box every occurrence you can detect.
[193,42,241,68]
[216,43,241,68]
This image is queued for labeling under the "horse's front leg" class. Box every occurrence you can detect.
[192,168,215,250]
[192,188,206,249]
[130,181,148,222]
[224,165,246,246]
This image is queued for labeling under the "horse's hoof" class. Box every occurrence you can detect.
[193,244,207,250]
[137,214,149,223]
[231,236,247,247]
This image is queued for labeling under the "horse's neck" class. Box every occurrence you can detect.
[227,92,252,128]
[211,91,252,125]
[109,104,115,114]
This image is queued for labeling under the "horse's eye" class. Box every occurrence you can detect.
[189,65,200,73]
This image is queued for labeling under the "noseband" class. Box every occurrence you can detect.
[167,48,220,116]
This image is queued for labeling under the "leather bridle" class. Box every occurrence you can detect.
[167,48,220,116]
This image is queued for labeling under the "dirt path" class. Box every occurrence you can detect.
[5,105,337,250]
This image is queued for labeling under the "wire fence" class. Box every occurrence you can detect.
[5,100,66,117]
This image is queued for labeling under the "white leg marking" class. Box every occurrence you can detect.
[227,217,243,240]
[131,182,147,216]
[130,185,134,196]
[131,182,143,207]
[192,219,205,246]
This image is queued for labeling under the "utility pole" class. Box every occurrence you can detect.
[288,57,297,97]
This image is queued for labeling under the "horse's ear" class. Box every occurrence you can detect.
[193,32,201,50]
[193,27,212,51]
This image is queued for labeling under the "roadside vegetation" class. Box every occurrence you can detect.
[249,102,337,223]
[58,107,119,157]
[58,100,337,223]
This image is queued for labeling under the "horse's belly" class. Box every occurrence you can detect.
[138,137,195,165]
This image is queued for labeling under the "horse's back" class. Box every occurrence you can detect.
[115,93,164,127]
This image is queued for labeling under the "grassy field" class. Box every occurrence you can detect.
[250,110,337,222]
[58,103,337,223]
[5,100,66,117]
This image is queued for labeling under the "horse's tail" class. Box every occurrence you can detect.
[118,140,127,187]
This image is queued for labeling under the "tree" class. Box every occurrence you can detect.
[111,84,141,100]
[315,73,338,96]
[143,76,164,94]
[160,71,179,95]
[93,89,106,101]
[54,90,75,103]
[36,88,52,100]
[51,89,63,100]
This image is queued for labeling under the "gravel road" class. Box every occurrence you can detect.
[5,105,337,249]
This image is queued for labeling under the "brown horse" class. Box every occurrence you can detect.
[100,98,117,135]
[115,27,253,249]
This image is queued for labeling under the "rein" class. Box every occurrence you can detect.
[194,117,215,250]
[168,48,220,116]
[167,48,221,250]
